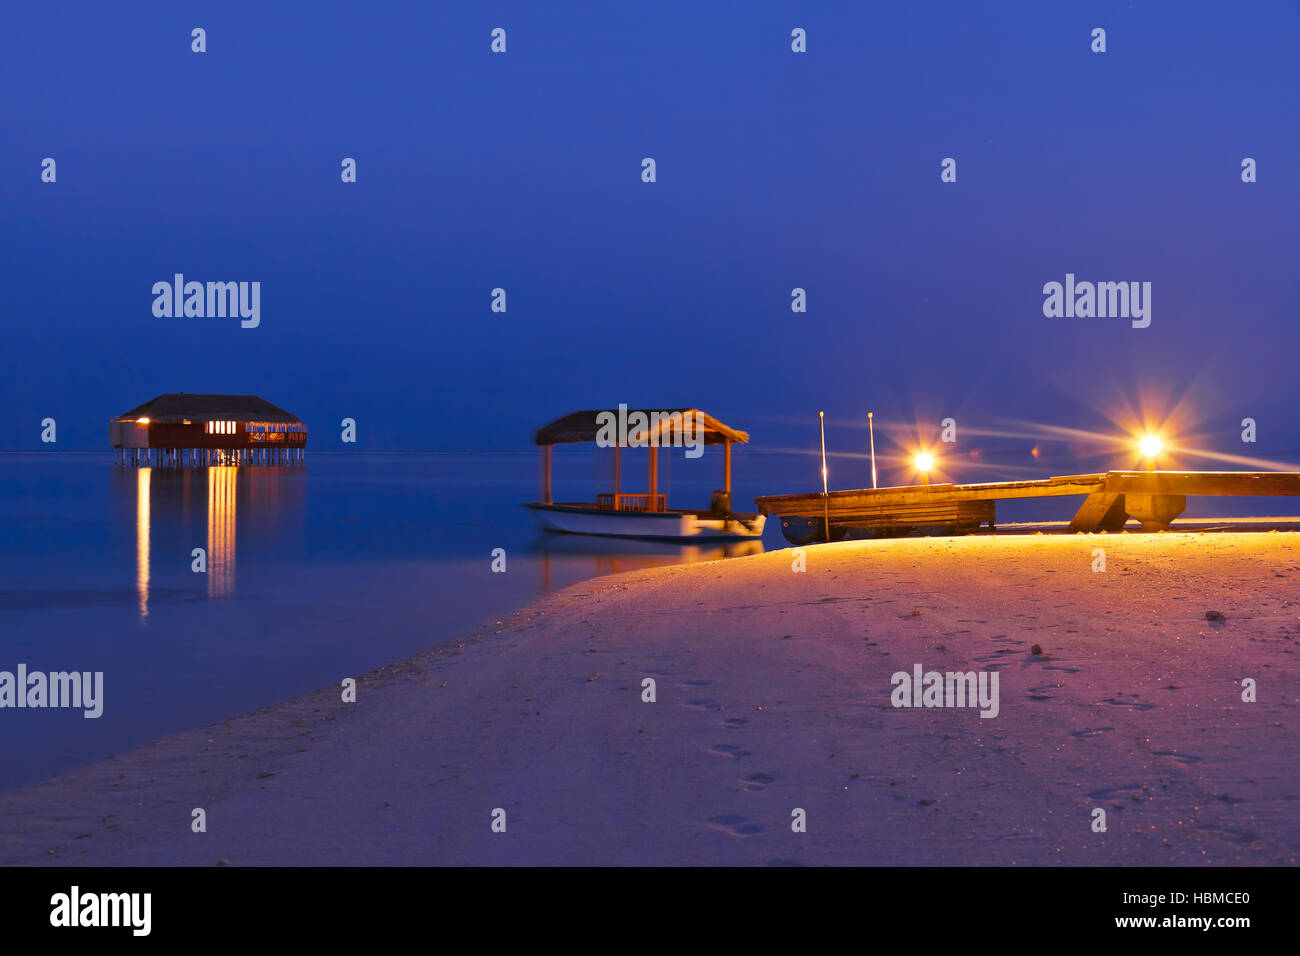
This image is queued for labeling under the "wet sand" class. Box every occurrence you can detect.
[3,530,1298,865]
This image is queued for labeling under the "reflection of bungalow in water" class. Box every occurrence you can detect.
[110,393,307,466]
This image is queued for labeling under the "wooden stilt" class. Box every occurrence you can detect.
[648,445,658,510]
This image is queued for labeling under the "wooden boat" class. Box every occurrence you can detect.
[526,408,766,541]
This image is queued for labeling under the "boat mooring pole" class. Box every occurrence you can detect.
[542,445,553,504]
[868,411,877,489]
[819,411,829,543]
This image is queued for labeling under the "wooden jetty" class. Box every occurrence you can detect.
[110,393,307,467]
[755,470,1300,544]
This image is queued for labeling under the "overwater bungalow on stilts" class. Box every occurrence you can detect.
[109,393,307,466]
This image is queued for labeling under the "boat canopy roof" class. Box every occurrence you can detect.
[534,408,750,446]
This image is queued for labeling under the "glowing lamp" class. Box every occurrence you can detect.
[914,452,933,473]
[1139,435,1162,459]
[136,418,150,425]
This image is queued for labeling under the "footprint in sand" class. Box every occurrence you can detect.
[1196,823,1257,845]
[708,813,764,836]
[709,744,752,759]
[1100,697,1156,711]
[1152,750,1202,765]
[1089,784,1146,801]
[684,679,715,688]
[1070,726,1114,738]
[743,772,777,792]
[721,717,747,729]
[685,699,724,713]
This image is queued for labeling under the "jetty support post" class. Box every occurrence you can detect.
[1068,493,1129,533]
[724,438,732,495]
[1124,493,1187,532]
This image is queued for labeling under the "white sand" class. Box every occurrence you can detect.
[3,531,1297,865]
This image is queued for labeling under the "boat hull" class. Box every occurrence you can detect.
[527,503,765,541]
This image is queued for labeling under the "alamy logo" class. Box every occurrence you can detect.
[152,274,260,328]
[890,663,999,718]
[0,664,103,718]
[50,886,151,936]
[595,405,704,458]
[1042,273,1150,328]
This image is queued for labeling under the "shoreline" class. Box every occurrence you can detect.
[3,531,1297,866]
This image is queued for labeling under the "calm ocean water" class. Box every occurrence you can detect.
[1,449,1293,789]
[0,450,780,789]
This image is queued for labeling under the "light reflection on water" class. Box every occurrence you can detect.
[136,467,149,620]
[205,466,236,600]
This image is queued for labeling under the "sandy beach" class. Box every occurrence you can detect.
[3,530,1297,866]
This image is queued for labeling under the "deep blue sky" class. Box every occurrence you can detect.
[4,1,1298,471]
